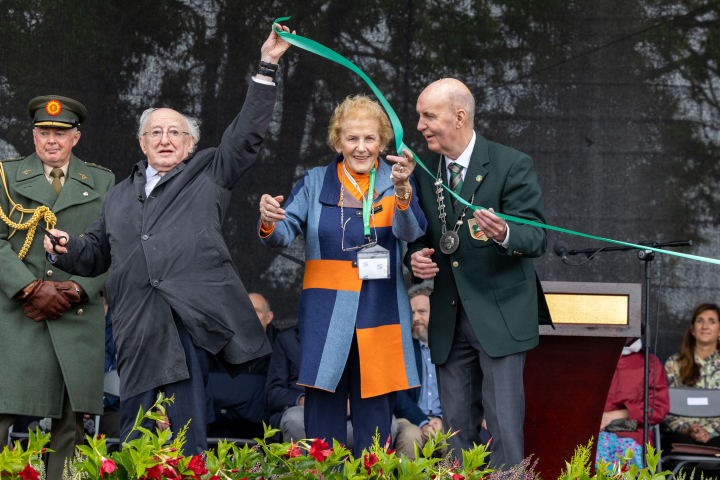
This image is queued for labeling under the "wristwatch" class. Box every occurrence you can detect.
[395,188,412,200]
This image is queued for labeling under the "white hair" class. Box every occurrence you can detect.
[137,108,201,152]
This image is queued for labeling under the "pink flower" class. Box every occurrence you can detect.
[18,465,39,480]
[100,458,117,478]
[309,438,332,462]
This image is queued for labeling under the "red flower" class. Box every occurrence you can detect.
[187,455,209,475]
[309,438,332,462]
[364,453,379,473]
[431,476,437,479]
[620,464,631,473]
[284,443,302,459]
[100,458,117,478]
[452,459,460,471]
[387,449,395,455]
[487,436,493,446]
[453,474,465,480]
[384,433,392,449]
[18,465,39,480]
[145,464,163,479]
[209,476,222,480]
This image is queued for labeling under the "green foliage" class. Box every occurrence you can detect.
[0,427,50,479]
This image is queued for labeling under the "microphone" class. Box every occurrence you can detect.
[554,241,569,260]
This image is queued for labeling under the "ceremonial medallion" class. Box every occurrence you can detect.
[467,218,489,242]
[439,230,460,254]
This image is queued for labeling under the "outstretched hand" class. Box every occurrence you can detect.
[260,194,285,229]
[261,23,296,64]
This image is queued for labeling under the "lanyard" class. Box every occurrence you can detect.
[342,161,376,238]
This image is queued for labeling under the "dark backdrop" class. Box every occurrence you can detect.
[1,0,719,360]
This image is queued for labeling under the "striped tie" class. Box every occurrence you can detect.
[448,162,463,210]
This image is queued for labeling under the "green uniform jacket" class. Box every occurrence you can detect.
[405,133,552,363]
[0,153,114,417]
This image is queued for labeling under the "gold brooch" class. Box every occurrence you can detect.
[79,173,88,180]
[22,169,32,175]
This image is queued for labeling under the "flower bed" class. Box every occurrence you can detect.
[0,394,670,480]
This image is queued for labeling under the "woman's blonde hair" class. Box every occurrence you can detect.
[327,94,394,152]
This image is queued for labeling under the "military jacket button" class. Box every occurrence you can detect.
[79,234,84,238]
[141,234,149,241]
[46,270,53,277]
[83,191,89,197]
[451,300,456,307]
[152,280,159,287]
[452,261,459,267]
[77,309,84,315]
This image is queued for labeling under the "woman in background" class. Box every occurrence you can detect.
[663,303,720,448]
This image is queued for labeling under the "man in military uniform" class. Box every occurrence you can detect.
[0,96,114,478]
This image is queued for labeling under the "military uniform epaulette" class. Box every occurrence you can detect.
[0,157,24,163]
[84,161,113,173]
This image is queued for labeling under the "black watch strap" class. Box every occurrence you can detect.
[259,61,279,71]
[257,66,277,79]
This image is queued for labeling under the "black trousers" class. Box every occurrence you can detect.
[305,333,396,456]
[120,314,212,455]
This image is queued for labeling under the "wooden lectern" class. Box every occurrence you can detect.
[524,281,642,478]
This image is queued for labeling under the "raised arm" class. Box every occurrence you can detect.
[209,23,294,189]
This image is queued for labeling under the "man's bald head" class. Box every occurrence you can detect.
[416,78,476,158]
[421,79,475,127]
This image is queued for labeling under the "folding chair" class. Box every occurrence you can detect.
[96,370,121,448]
[659,387,720,477]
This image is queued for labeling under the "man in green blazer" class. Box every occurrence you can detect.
[405,79,552,467]
[0,96,114,479]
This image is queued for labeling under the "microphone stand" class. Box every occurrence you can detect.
[560,239,692,468]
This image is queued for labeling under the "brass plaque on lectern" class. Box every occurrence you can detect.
[545,294,628,325]
[540,281,641,337]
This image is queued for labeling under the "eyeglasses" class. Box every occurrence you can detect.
[341,216,378,251]
[142,128,190,140]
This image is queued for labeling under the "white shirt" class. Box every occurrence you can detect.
[444,131,510,248]
[144,164,164,197]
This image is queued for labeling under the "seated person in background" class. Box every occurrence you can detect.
[394,287,444,460]
[595,338,669,468]
[206,293,279,438]
[265,325,354,447]
[663,303,720,448]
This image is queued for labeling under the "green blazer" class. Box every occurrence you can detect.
[0,153,114,417]
[405,133,552,363]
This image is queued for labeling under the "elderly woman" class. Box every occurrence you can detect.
[258,94,427,454]
[663,303,720,449]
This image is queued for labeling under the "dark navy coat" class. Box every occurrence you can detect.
[53,81,276,399]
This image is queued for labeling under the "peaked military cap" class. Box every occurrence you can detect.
[28,95,87,128]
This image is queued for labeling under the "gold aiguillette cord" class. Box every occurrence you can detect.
[0,162,57,259]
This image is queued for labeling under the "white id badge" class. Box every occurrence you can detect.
[357,245,391,280]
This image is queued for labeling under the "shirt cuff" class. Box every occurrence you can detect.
[259,223,275,238]
[252,76,276,86]
[418,419,429,428]
[47,253,57,263]
[295,393,305,406]
[493,223,510,248]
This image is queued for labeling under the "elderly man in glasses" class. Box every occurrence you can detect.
[43,23,294,454]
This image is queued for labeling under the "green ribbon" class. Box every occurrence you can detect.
[272,18,720,266]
